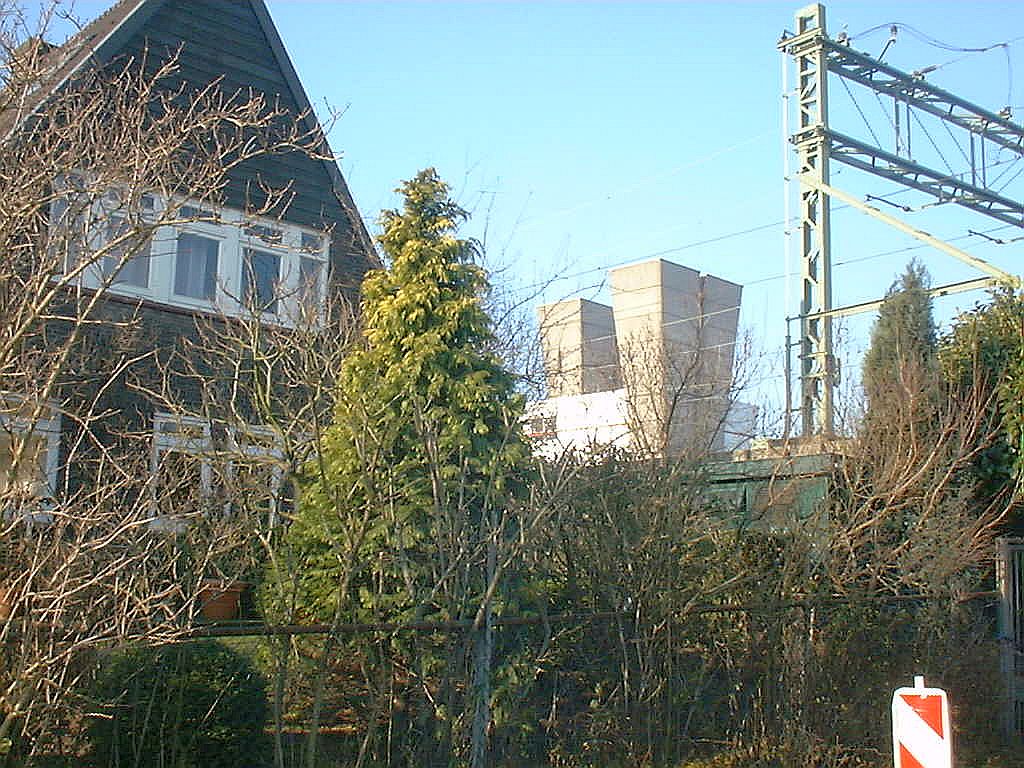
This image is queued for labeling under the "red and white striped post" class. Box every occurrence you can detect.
[892,676,952,768]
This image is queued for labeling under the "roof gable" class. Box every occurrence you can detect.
[24,0,374,259]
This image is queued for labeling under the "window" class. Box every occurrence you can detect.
[225,426,283,527]
[0,399,61,519]
[242,248,280,314]
[527,414,558,438]
[298,256,324,316]
[151,415,283,526]
[174,232,219,300]
[300,232,323,252]
[152,415,215,520]
[245,223,283,245]
[51,176,154,286]
[102,215,151,288]
[178,204,216,223]
[49,174,88,270]
[55,185,330,325]
[1,433,49,500]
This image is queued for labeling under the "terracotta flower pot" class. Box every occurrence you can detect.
[197,580,247,621]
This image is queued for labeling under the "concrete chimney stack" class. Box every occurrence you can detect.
[610,260,741,455]
[537,298,620,398]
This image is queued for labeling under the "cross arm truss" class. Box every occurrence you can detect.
[821,38,1024,158]
[800,172,1021,287]
[824,128,1024,227]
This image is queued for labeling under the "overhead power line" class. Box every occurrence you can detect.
[848,23,1024,54]
[846,24,1024,106]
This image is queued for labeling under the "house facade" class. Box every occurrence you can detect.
[0,0,378,522]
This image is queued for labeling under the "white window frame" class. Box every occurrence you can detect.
[101,209,154,289]
[170,221,228,309]
[151,414,285,526]
[294,249,329,325]
[0,397,61,522]
[51,182,331,327]
[51,174,159,293]
[151,413,214,527]
[240,245,283,316]
[226,424,284,527]
[49,172,90,273]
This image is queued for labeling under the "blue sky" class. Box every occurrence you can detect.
[48,1,1024,422]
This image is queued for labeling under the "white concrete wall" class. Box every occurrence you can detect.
[523,389,630,459]
[537,298,619,397]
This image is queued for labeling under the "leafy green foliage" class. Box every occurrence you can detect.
[88,641,271,768]
[275,169,533,764]
[289,166,530,621]
[941,288,1024,487]
[861,260,938,411]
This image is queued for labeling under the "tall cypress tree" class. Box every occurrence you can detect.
[286,169,531,765]
[862,259,938,410]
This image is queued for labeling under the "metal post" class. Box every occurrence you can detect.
[998,537,1024,741]
[783,318,792,440]
[779,2,1024,439]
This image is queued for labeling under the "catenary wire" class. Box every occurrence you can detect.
[847,25,1023,106]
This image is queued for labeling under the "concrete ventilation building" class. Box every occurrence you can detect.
[527,259,756,457]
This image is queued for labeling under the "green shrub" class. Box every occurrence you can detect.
[88,640,270,768]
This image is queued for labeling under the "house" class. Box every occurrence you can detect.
[526,258,757,458]
[0,0,378,521]
[0,3,381,750]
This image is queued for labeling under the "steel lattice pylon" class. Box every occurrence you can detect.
[779,3,1024,437]
[784,4,835,436]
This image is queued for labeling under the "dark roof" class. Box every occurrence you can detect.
[2,0,376,262]
[0,0,159,139]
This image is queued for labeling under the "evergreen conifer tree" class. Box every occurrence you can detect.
[284,169,531,765]
[862,259,938,411]
[941,288,1024,494]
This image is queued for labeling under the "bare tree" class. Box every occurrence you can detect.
[0,4,351,759]
[139,290,360,768]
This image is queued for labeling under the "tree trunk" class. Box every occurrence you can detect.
[272,635,289,768]
[469,511,497,768]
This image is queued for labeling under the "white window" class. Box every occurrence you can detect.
[151,415,283,526]
[294,230,328,323]
[245,223,283,245]
[51,176,155,281]
[52,184,330,327]
[225,425,283,527]
[298,255,324,315]
[103,214,152,288]
[0,399,61,520]
[241,248,281,315]
[174,232,219,300]
[49,173,89,271]
[151,414,215,522]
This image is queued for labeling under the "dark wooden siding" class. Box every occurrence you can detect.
[105,0,375,301]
